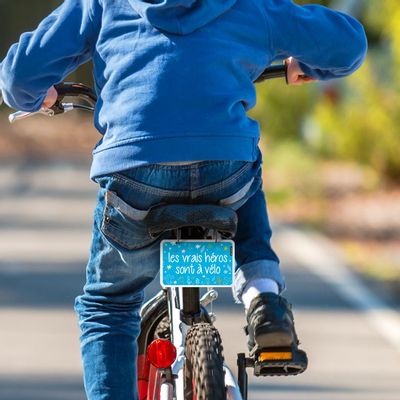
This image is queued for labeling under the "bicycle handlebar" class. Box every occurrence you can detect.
[8,82,97,123]
[8,64,287,124]
[255,64,288,83]
[55,82,97,106]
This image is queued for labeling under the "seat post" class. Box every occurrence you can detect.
[177,227,201,322]
[182,287,200,318]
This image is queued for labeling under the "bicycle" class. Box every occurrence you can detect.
[7,63,307,400]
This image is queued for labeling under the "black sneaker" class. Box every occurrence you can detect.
[245,293,299,354]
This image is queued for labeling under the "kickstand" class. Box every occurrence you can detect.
[237,353,254,400]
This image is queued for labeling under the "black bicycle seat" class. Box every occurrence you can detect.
[145,204,238,238]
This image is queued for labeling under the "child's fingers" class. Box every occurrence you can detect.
[286,58,303,84]
[285,57,318,85]
[42,86,58,108]
[300,76,317,83]
[292,75,317,85]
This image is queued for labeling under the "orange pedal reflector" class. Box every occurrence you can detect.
[258,351,293,362]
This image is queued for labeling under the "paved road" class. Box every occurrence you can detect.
[0,161,400,400]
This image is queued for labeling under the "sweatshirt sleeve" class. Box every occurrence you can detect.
[265,0,368,80]
[0,0,99,111]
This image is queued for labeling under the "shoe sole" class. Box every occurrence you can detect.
[255,330,295,348]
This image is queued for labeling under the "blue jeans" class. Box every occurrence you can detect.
[74,154,283,400]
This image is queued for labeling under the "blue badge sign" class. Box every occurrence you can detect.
[161,240,235,287]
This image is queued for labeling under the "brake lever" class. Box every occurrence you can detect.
[9,85,67,124]
[8,102,83,124]
[8,108,55,124]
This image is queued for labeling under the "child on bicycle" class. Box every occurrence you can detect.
[0,0,367,398]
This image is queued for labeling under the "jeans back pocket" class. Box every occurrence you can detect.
[101,191,158,250]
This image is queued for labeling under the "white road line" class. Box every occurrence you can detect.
[277,227,400,353]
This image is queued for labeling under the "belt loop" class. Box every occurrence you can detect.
[190,164,200,194]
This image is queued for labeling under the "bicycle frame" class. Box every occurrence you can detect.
[139,288,243,400]
[6,63,291,400]
[138,225,243,400]
[170,287,243,400]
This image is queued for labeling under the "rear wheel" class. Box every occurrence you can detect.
[184,323,226,400]
[154,316,170,340]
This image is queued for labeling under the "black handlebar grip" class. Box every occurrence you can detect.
[255,64,288,83]
[54,82,98,105]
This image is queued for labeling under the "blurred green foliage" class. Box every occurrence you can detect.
[253,1,400,181]
[308,1,400,180]
[1,1,399,179]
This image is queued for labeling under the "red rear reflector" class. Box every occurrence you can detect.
[147,339,177,369]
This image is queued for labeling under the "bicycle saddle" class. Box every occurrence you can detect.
[145,204,238,238]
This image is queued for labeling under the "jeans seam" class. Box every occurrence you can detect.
[191,162,254,197]
[106,191,150,220]
[113,173,190,197]
[190,165,200,192]
[137,161,222,170]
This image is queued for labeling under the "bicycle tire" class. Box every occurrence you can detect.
[153,316,171,340]
[184,323,226,400]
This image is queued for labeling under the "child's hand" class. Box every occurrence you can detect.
[286,57,317,86]
[42,86,58,108]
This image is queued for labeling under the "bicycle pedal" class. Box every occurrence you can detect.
[252,347,308,377]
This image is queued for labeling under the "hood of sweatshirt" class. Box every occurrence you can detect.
[128,0,238,34]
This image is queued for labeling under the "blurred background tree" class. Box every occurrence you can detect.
[309,1,400,180]
[252,0,400,181]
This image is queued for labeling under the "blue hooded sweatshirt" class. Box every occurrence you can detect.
[0,0,367,179]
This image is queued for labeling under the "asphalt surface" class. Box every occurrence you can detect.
[0,161,399,400]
